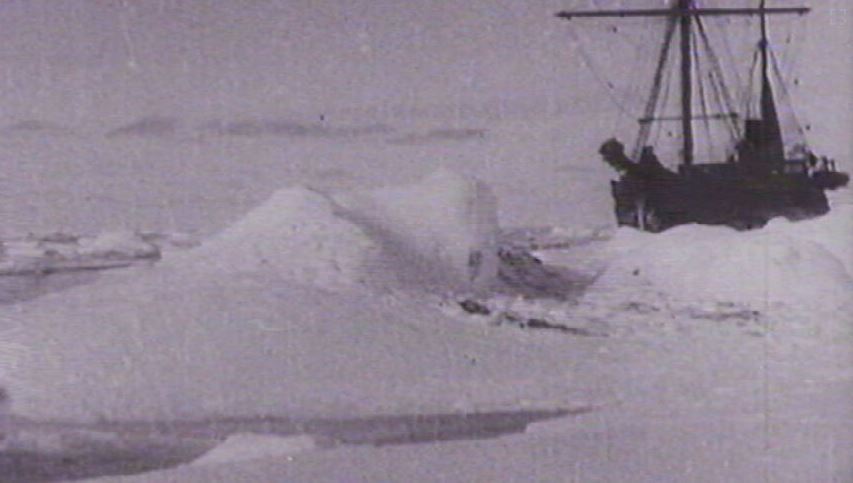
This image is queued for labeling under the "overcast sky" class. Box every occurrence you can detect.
[0,0,848,134]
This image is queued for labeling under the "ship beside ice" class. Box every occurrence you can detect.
[557,0,849,232]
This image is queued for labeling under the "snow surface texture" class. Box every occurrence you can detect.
[174,168,499,293]
[585,205,853,316]
[3,266,601,423]
[0,150,850,482]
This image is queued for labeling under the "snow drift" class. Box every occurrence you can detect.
[179,187,381,289]
[587,210,853,313]
[178,168,499,293]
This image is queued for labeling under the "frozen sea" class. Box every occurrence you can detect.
[0,1,850,481]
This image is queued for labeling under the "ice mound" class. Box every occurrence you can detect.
[182,187,380,289]
[334,168,500,292]
[589,223,852,312]
[181,169,499,293]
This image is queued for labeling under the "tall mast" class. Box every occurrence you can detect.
[555,2,810,165]
[760,0,770,89]
[679,0,694,165]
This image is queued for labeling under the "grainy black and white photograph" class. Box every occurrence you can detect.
[0,0,850,481]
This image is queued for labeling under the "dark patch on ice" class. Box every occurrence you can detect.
[682,304,764,333]
[0,444,206,483]
[388,128,486,145]
[493,310,607,337]
[687,307,761,323]
[1,121,74,136]
[106,116,180,138]
[199,118,393,139]
[1,408,588,481]
[316,408,588,446]
[459,299,491,315]
[523,318,603,336]
[0,271,101,305]
[621,301,660,314]
[496,247,593,301]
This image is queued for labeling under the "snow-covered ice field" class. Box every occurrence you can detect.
[0,1,850,481]
[0,110,848,482]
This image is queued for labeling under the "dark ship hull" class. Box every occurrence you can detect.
[610,167,830,232]
[600,137,844,232]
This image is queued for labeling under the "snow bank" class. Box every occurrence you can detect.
[181,169,500,293]
[764,203,853,276]
[588,221,852,313]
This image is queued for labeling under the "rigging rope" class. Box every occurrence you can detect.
[652,50,676,148]
[695,17,741,139]
[769,47,808,142]
[632,15,679,159]
[774,12,806,86]
[564,26,636,118]
[692,27,717,163]
[744,48,761,117]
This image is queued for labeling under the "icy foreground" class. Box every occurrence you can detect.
[0,170,552,423]
[0,170,850,481]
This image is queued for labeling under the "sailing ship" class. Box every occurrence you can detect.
[556,0,849,232]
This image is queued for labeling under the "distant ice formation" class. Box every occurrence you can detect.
[0,231,161,275]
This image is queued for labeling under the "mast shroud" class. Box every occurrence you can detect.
[556,1,810,166]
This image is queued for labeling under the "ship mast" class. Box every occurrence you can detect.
[556,1,810,166]
[760,0,770,87]
[679,0,694,165]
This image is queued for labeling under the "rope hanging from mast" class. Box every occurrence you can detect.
[694,16,741,143]
[563,26,636,118]
[769,47,808,142]
[632,15,679,159]
[691,23,717,163]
